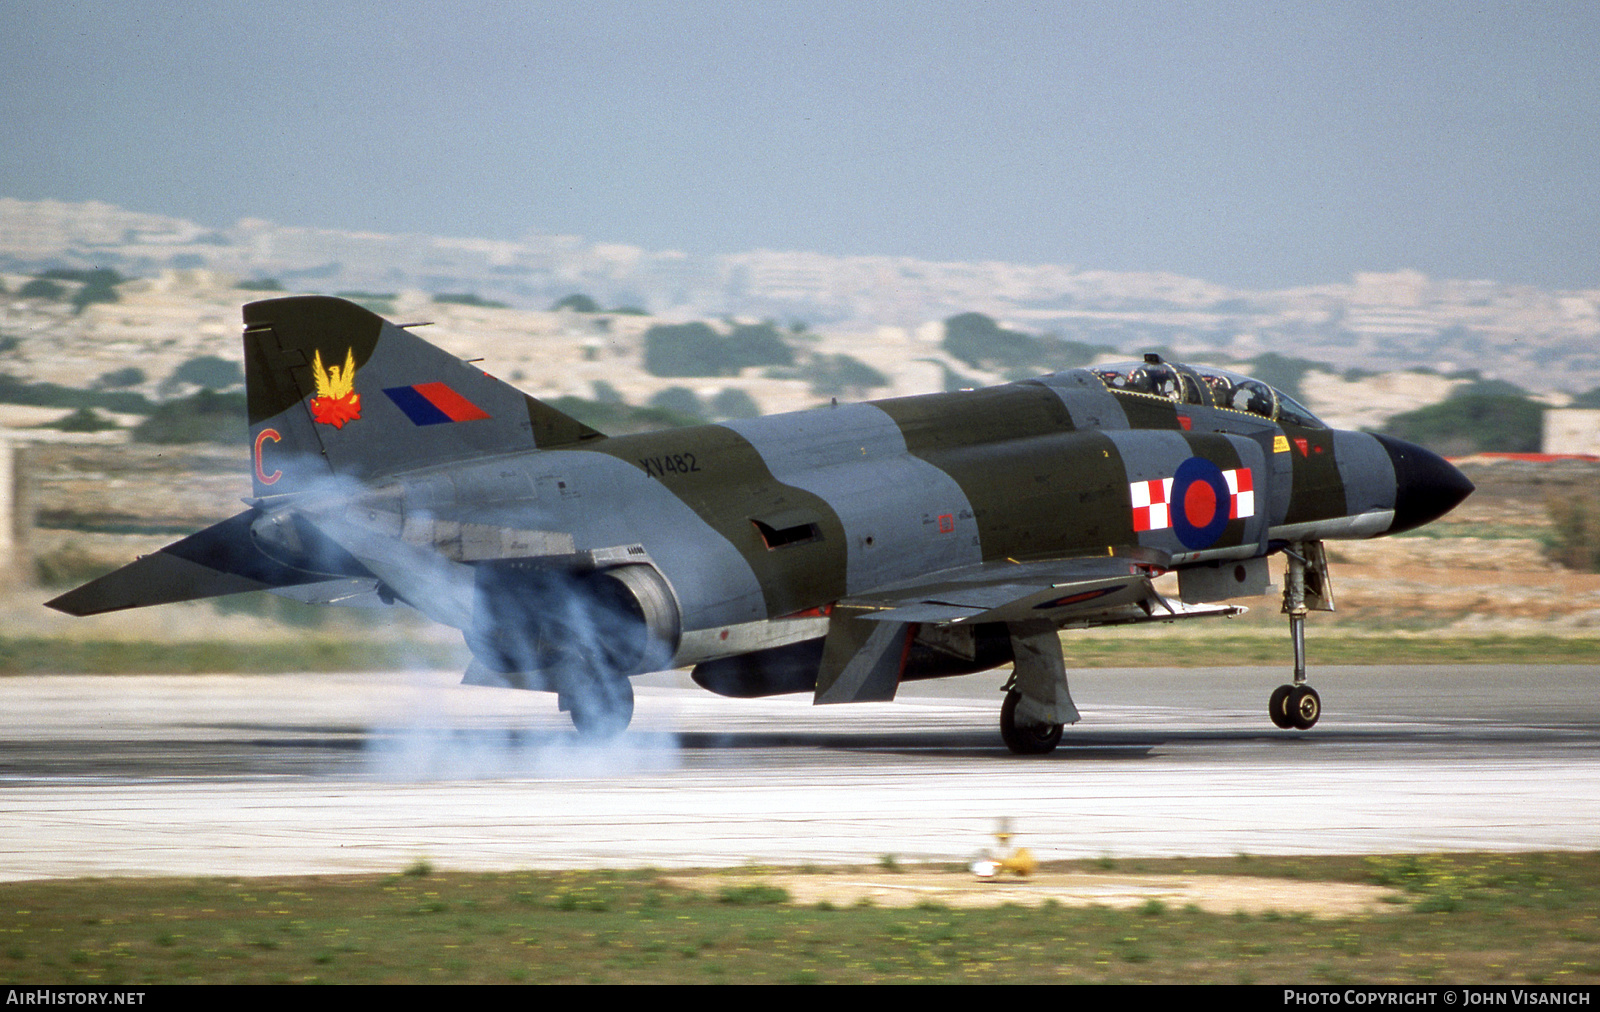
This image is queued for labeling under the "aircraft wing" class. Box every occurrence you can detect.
[841,552,1241,626]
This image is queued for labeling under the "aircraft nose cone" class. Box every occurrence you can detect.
[1373,433,1475,534]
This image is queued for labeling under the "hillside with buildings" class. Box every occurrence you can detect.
[3,196,1599,395]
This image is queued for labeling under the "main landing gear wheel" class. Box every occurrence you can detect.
[1269,684,1321,730]
[1000,690,1064,755]
[563,677,635,739]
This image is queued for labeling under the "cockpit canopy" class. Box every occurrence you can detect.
[1089,357,1324,429]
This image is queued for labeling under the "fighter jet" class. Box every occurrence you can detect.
[48,296,1474,752]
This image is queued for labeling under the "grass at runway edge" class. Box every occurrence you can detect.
[0,636,463,674]
[1,632,1597,674]
[4,853,1598,984]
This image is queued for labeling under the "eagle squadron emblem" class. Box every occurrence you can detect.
[309,348,362,428]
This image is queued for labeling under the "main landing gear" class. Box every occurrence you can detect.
[560,675,635,739]
[1269,541,1333,730]
[998,623,1079,755]
[1001,689,1064,754]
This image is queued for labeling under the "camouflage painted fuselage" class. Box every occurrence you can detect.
[458,375,1386,641]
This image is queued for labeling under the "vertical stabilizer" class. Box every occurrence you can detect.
[243,296,602,496]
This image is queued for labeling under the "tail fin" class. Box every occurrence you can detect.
[244,296,602,497]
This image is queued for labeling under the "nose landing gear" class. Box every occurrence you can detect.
[1269,682,1322,730]
[1270,541,1333,730]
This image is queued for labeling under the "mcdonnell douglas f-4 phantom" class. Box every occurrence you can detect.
[49,297,1474,752]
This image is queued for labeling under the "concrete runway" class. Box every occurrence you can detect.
[1,664,1597,880]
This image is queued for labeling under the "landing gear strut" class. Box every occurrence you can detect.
[998,623,1079,755]
[1270,541,1333,730]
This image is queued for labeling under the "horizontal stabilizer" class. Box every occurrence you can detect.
[44,510,354,616]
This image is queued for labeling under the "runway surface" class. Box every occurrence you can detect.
[1,664,1596,880]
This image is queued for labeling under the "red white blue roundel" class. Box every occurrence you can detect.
[1130,459,1254,550]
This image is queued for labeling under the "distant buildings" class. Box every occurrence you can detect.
[1544,409,1600,457]
[4,196,1600,391]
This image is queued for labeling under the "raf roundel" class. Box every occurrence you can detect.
[1171,457,1258,550]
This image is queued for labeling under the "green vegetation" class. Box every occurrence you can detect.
[1059,632,1600,667]
[942,312,1111,373]
[18,277,66,300]
[550,294,648,315]
[708,387,760,420]
[93,366,146,389]
[644,321,795,378]
[435,292,510,309]
[34,407,121,433]
[803,353,889,398]
[644,322,726,376]
[551,293,600,313]
[725,322,795,370]
[942,312,1039,370]
[0,373,154,414]
[1379,395,1544,456]
[165,354,243,391]
[546,395,700,435]
[648,386,706,421]
[590,380,626,404]
[1545,493,1600,571]
[58,268,123,312]
[0,635,461,675]
[1450,378,1530,400]
[2,852,1596,983]
[131,389,247,444]
[1241,353,1327,402]
[19,268,127,312]
[32,542,123,586]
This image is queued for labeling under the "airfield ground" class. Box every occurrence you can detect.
[6,853,1600,984]
[2,451,1597,984]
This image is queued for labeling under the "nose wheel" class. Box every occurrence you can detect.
[1269,683,1321,730]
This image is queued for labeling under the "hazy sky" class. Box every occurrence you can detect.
[4,1,1598,289]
